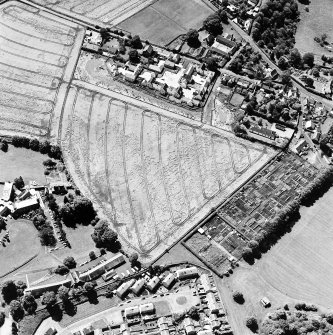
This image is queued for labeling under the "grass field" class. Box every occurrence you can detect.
[295,0,333,60]
[0,1,84,140]
[0,220,40,277]
[59,80,274,260]
[0,145,46,186]
[118,0,214,46]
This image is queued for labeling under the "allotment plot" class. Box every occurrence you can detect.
[0,1,84,139]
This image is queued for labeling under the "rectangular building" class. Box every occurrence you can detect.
[200,274,212,293]
[130,278,145,295]
[162,273,176,289]
[2,182,13,201]
[124,305,140,318]
[176,267,199,280]
[147,276,160,291]
[206,292,219,314]
[140,303,155,315]
[116,279,135,298]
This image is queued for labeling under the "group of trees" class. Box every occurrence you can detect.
[32,210,56,246]
[91,220,120,251]
[252,0,300,64]
[319,124,333,156]
[261,306,333,335]
[203,9,228,36]
[242,167,333,263]
[11,136,62,160]
[58,195,96,226]
[0,139,8,152]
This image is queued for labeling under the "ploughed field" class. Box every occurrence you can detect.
[60,82,274,259]
[0,1,84,139]
[29,0,155,26]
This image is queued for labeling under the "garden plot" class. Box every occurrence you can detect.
[0,1,84,139]
[60,82,274,259]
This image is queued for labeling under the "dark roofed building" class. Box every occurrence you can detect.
[216,35,236,48]
[44,328,57,335]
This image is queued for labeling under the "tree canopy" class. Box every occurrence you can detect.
[91,220,119,250]
[185,29,200,48]
[63,256,76,269]
[203,13,223,35]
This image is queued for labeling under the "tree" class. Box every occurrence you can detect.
[281,70,291,84]
[41,291,57,308]
[130,35,143,49]
[1,281,17,304]
[39,225,56,246]
[91,220,119,249]
[89,251,97,260]
[16,281,26,298]
[128,49,140,63]
[63,256,76,269]
[305,77,314,87]
[246,317,258,332]
[0,312,5,328]
[242,247,253,263]
[83,282,95,295]
[129,252,139,266]
[100,28,109,44]
[49,145,62,160]
[54,265,69,275]
[289,48,302,67]
[303,52,314,67]
[39,141,51,154]
[188,306,200,321]
[22,293,37,314]
[278,56,288,70]
[13,176,24,190]
[330,68,333,76]
[217,9,228,23]
[203,14,222,35]
[312,67,320,77]
[0,217,6,231]
[9,300,24,322]
[233,291,244,304]
[29,138,40,151]
[205,57,218,71]
[43,159,56,168]
[57,286,69,303]
[185,29,200,48]
[0,141,8,152]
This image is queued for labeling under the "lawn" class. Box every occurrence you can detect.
[295,0,333,60]
[117,0,214,46]
[0,219,41,277]
[0,145,46,184]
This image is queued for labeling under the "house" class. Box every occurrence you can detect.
[305,120,315,131]
[162,273,176,289]
[200,274,212,293]
[294,139,307,153]
[311,130,321,144]
[176,267,199,280]
[101,45,118,55]
[206,292,219,314]
[142,44,153,57]
[148,60,165,73]
[2,182,13,201]
[184,64,195,80]
[184,318,196,335]
[249,126,276,140]
[147,276,160,291]
[140,303,155,315]
[116,279,135,298]
[131,278,145,295]
[165,60,175,69]
[226,4,238,16]
[124,306,140,318]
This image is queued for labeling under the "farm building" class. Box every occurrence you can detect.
[162,273,176,289]
[25,277,73,297]
[124,305,140,318]
[131,278,145,295]
[1,182,13,201]
[147,276,160,291]
[77,254,125,282]
[116,279,135,298]
[13,197,39,217]
[140,303,155,315]
[176,267,199,280]
[206,292,219,314]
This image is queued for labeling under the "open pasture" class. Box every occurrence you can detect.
[0,220,40,277]
[295,0,333,60]
[118,0,214,46]
[0,1,84,139]
[31,0,154,26]
[60,81,274,260]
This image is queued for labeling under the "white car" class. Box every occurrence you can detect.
[260,297,271,308]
